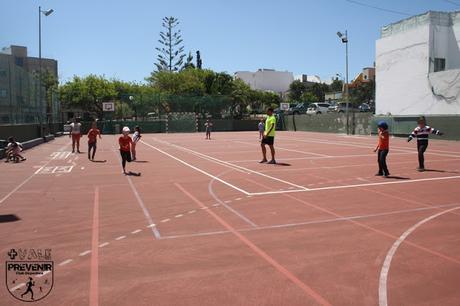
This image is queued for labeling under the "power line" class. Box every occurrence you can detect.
[344,0,412,17]
[442,0,460,7]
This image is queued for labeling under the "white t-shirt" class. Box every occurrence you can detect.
[70,122,82,134]
[132,131,141,143]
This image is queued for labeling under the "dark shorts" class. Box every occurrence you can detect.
[261,136,275,145]
[120,150,132,162]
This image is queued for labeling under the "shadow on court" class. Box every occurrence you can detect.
[423,169,459,174]
[0,214,21,223]
[125,171,141,176]
[133,160,149,163]
[385,175,410,180]
[91,160,107,163]
[274,162,291,166]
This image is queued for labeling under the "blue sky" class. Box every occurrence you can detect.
[2,0,459,84]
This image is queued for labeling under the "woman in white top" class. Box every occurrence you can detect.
[131,126,141,161]
[69,117,82,153]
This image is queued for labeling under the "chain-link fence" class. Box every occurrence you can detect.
[0,55,59,125]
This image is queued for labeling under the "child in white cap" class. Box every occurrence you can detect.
[119,127,133,174]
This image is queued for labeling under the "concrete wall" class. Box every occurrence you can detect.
[376,11,460,116]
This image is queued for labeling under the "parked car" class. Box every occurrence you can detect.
[331,102,359,113]
[306,103,331,115]
[358,103,371,112]
[288,103,309,115]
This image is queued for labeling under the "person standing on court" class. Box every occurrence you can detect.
[260,108,276,164]
[374,121,390,177]
[69,117,82,153]
[408,116,443,171]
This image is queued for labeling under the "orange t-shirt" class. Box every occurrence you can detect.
[119,136,132,152]
[378,130,389,150]
[87,128,100,143]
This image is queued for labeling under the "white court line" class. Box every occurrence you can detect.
[127,174,161,239]
[111,146,161,239]
[37,270,51,278]
[208,171,258,227]
[149,138,309,191]
[79,250,91,257]
[161,203,460,240]
[147,223,156,228]
[175,214,183,218]
[115,235,126,240]
[59,259,73,266]
[226,152,415,163]
[131,229,142,234]
[282,136,460,158]
[248,175,460,196]
[99,242,109,248]
[140,140,251,195]
[0,143,69,205]
[378,206,460,306]
[233,140,330,157]
[161,218,170,223]
[10,283,25,291]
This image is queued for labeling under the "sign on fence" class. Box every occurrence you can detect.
[102,102,115,112]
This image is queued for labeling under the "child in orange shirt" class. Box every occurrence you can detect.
[87,121,101,161]
[374,121,390,177]
[119,127,133,174]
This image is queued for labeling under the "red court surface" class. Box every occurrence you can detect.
[1,131,460,305]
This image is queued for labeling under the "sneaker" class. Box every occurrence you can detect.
[384,173,390,177]
[267,160,277,164]
[259,159,268,163]
[77,150,81,154]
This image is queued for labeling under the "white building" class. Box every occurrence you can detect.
[376,11,460,115]
[234,69,294,95]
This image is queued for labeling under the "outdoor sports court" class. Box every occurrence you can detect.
[1,131,460,305]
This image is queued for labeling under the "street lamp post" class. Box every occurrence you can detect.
[337,30,349,135]
[38,6,54,137]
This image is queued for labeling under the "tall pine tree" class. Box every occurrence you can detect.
[155,17,186,72]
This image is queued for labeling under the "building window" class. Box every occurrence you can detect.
[0,89,7,98]
[434,58,446,72]
[15,57,24,67]
[0,69,6,77]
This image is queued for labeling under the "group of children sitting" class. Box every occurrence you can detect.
[374,116,443,177]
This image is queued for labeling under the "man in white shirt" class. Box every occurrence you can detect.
[69,117,82,153]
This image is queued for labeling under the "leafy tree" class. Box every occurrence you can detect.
[59,75,117,118]
[114,101,134,119]
[349,80,375,105]
[308,83,329,102]
[329,79,343,92]
[155,17,186,72]
[301,92,319,103]
[288,80,307,101]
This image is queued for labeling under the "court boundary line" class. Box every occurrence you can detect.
[140,140,251,195]
[0,143,69,205]
[248,175,460,196]
[112,146,161,239]
[208,171,258,227]
[282,136,460,158]
[149,138,309,191]
[175,182,332,306]
[378,206,460,306]
[160,203,460,240]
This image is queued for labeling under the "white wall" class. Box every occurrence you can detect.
[235,70,294,94]
[376,15,460,115]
